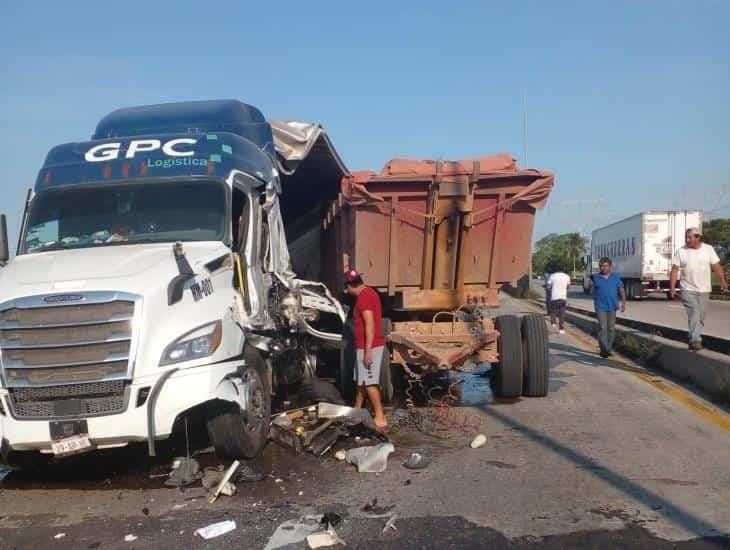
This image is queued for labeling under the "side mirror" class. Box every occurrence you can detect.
[0,214,9,263]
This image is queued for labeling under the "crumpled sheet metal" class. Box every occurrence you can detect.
[318,402,378,431]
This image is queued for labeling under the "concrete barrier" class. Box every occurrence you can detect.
[561,307,730,403]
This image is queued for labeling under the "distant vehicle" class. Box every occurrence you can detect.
[583,210,702,299]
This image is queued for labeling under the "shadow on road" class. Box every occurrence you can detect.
[480,405,725,539]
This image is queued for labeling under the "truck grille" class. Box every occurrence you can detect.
[9,380,127,419]
[0,292,140,419]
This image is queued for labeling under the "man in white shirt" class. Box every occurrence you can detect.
[546,268,571,334]
[670,227,727,351]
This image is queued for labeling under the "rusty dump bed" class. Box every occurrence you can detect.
[320,154,554,312]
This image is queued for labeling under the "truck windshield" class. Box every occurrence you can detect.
[22,180,227,254]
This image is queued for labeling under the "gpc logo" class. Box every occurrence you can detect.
[84,138,198,162]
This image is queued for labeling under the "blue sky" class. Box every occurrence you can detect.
[1,1,729,252]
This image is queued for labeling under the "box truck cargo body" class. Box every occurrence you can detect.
[584,211,702,299]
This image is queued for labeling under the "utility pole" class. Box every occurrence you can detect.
[523,91,528,168]
[524,91,532,290]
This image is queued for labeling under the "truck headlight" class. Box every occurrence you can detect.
[160,321,222,366]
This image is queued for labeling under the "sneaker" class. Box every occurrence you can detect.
[559,329,565,334]
[599,351,609,358]
[689,341,703,352]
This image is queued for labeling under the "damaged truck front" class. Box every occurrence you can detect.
[0,100,346,465]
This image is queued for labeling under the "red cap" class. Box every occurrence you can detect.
[344,269,363,285]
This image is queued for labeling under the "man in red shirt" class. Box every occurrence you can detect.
[344,269,388,430]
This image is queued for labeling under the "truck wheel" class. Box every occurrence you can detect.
[521,314,550,397]
[379,318,394,403]
[494,315,523,398]
[206,346,271,459]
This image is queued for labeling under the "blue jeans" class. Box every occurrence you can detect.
[596,310,616,354]
[681,291,710,344]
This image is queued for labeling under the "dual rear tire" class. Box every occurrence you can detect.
[494,314,549,398]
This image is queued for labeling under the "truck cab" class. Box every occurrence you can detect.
[0,100,346,464]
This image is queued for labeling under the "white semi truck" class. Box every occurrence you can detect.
[583,210,702,299]
[0,100,349,466]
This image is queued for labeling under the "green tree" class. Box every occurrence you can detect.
[533,232,587,277]
[703,218,730,263]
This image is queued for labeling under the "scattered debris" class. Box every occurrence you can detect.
[54,533,66,540]
[264,515,323,550]
[346,443,395,473]
[141,507,150,516]
[235,462,266,483]
[403,479,412,486]
[307,527,345,548]
[124,534,138,542]
[470,434,487,449]
[273,414,294,429]
[275,478,284,484]
[165,457,202,488]
[195,520,237,540]
[299,491,305,496]
[382,514,398,534]
[403,450,432,470]
[321,512,342,529]
[362,498,395,516]
[208,460,241,503]
[172,503,188,510]
[335,450,347,461]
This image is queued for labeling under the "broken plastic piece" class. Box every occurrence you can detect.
[195,520,236,540]
[54,533,66,540]
[470,434,487,449]
[264,515,323,550]
[124,534,138,542]
[403,451,432,470]
[382,514,398,533]
[307,527,345,548]
[346,443,395,473]
[208,460,240,503]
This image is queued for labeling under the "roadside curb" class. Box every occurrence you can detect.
[565,304,729,355]
[553,304,730,404]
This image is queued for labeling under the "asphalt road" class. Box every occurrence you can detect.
[1,296,729,549]
[532,280,730,340]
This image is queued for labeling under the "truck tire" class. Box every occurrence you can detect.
[206,346,271,459]
[494,315,523,398]
[521,313,550,397]
[379,318,394,403]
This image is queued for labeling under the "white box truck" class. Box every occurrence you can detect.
[583,211,702,299]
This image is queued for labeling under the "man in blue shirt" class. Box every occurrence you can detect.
[589,257,626,358]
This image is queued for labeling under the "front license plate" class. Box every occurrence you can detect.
[51,435,92,456]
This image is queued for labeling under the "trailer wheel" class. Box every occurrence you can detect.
[494,315,523,398]
[379,318,394,403]
[206,346,271,459]
[521,313,550,397]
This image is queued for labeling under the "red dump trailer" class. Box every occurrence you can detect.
[319,154,555,399]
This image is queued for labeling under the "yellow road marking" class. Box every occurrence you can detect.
[524,299,730,432]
